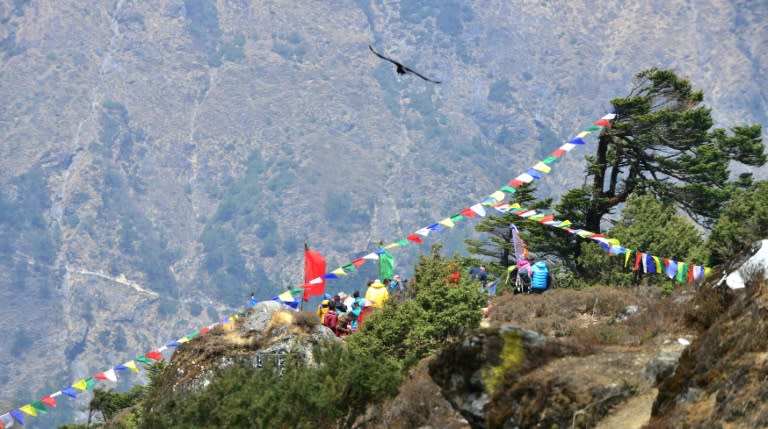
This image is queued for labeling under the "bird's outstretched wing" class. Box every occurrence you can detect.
[369,45,441,84]
[369,45,402,68]
[401,64,441,84]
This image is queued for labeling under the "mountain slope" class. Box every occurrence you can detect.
[0,0,765,424]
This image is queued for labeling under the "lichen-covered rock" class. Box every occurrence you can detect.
[642,347,684,386]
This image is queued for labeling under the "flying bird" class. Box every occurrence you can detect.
[369,45,441,84]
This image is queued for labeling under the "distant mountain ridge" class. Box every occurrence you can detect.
[0,0,766,425]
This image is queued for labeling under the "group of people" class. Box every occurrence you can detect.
[316,276,406,337]
[309,260,551,337]
[467,260,553,295]
[506,259,552,293]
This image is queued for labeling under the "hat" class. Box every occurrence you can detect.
[394,274,401,279]
[321,299,329,306]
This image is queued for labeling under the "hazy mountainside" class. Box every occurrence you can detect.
[0,0,766,423]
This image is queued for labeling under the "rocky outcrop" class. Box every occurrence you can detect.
[145,303,337,412]
[648,280,768,428]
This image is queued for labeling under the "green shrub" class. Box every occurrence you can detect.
[142,342,400,428]
[348,245,486,370]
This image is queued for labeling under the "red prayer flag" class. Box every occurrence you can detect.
[41,396,57,408]
[95,373,109,380]
[634,252,642,272]
[406,234,424,244]
[507,179,524,187]
[351,258,366,268]
[145,351,164,361]
[199,326,210,335]
[538,215,554,223]
[595,119,611,127]
[302,245,327,301]
[551,149,566,158]
[459,207,477,218]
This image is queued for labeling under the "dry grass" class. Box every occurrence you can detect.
[488,285,702,349]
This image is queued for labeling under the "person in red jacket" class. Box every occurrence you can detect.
[323,302,339,335]
[448,265,461,285]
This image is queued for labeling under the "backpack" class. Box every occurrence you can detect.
[531,261,549,290]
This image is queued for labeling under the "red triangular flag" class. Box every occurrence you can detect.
[595,119,611,127]
[459,207,477,218]
[551,149,566,158]
[145,351,164,361]
[406,234,424,244]
[538,215,554,223]
[507,179,524,187]
[199,326,210,335]
[351,258,366,268]
[95,373,108,380]
[41,396,57,408]
[634,252,643,272]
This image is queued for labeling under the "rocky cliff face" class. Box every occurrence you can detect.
[648,279,768,428]
[1,0,766,422]
[360,285,722,429]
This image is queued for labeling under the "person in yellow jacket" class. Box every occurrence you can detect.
[316,299,330,321]
[364,279,389,309]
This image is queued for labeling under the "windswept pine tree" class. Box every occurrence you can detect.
[575,68,765,233]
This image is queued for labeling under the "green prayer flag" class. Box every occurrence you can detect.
[379,250,395,281]
[342,263,356,273]
[676,263,687,282]
[500,186,517,193]
[450,214,464,222]
[135,356,154,365]
[31,401,48,414]
[585,125,603,132]
[396,239,410,247]
[542,156,558,165]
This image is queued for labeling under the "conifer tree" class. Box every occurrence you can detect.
[567,68,765,234]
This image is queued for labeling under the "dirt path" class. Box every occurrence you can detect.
[595,388,656,429]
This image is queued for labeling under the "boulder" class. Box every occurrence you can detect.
[643,348,684,385]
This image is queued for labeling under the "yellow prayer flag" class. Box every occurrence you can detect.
[576,230,594,238]
[653,256,662,273]
[559,220,572,228]
[608,238,620,246]
[438,218,455,228]
[331,267,348,276]
[489,190,505,202]
[532,162,551,173]
[383,242,400,250]
[576,131,589,138]
[509,203,521,209]
[72,379,88,391]
[20,404,37,417]
[124,360,139,373]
